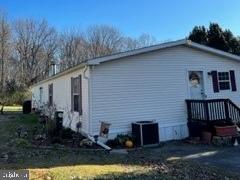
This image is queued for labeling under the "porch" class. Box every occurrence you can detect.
[186,99,240,142]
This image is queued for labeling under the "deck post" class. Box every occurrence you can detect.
[224,99,230,121]
[186,100,192,121]
[204,100,210,121]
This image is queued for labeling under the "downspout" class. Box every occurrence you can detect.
[83,65,111,151]
[87,134,111,150]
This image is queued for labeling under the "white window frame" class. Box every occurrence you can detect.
[218,71,231,91]
[72,77,80,112]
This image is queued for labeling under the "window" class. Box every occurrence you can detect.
[39,87,43,104]
[212,70,237,93]
[73,77,80,111]
[71,76,82,114]
[218,72,230,90]
[189,72,201,86]
[48,84,53,106]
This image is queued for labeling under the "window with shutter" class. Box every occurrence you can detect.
[39,87,43,104]
[212,70,237,92]
[79,75,82,115]
[48,84,53,106]
[71,75,82,114]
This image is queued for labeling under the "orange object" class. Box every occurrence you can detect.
[125,140,133,148]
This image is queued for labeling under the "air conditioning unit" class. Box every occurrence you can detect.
[132,121,159,146]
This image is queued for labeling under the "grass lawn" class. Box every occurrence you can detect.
[2,105,22,112]
[0,112,240,179]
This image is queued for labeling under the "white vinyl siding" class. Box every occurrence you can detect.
[90,45,240,141]
[32,44,240,141]
[32,67,90,134]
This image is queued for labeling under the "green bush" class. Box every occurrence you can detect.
[12,91,30,105]
[15,138,31,148]
[105,139,120,147]
[106,134,135,148]
[46,119,57,138]
[116,134,134,146]
[51,136,62,144]
[0,90,30,106]
[61,128,74,139]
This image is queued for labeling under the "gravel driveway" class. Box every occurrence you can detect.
[151,141,240,172]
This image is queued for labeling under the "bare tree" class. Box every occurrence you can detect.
[13,19,57,86]
[0,9,160,109]
[5,57,18,81]
[122,33,157,51]
[58,26,124,70]
[121,37,138,51]
[42,28,58,77]
[0,11,10,92]
[58,26,157,71]
[85,25,123,58]
[59,29,88,70]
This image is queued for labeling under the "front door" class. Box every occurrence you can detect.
[188,71,205,99]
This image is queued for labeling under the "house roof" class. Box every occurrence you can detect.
[87,39,240,65]
[32,39,240,86]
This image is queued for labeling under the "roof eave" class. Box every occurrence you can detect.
[31,62,87,87]
[32,39,240,88]
[88,39,240,65]
[88,39,188,65]
[186,41,240,62]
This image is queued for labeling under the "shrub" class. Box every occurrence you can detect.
[116,134,134,146]
[106,134,135,148]
[12,91,30,105]
[105,139,120,148]
[15,138,31,148]
[61,128,74,139]
[0,90,30,106]
[51,136,62,144]
[46,119,57,138]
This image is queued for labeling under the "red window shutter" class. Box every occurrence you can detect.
[79,75,83,115]
[71,77,74,111]
[230,70,237,91]
[211,71,219,93]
